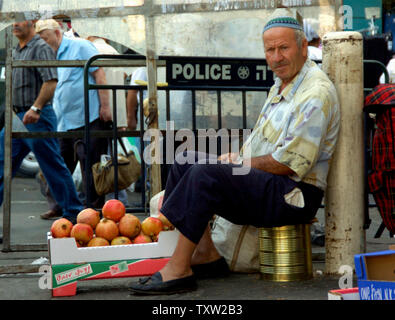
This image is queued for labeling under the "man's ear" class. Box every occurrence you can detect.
[302,38,308,58]
[55,29,62,39]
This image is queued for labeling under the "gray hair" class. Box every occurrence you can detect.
[294,29,306,48]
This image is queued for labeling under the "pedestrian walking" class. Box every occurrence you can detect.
[35,19,111,213]
[0,20,83,242]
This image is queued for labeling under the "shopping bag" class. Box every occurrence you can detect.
[92,138,141,196]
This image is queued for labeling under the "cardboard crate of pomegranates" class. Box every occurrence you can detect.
[47,199,178,297]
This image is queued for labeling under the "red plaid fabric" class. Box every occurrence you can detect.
[370,107,395,171]
[365,84,395,106]
[369,171,395,233]
[365,84,395,232]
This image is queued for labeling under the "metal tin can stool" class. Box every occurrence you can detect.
[258,224,313,281]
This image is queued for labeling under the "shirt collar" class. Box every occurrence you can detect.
[93,38,107,46]
[272,59,314,102]
[16,34,40,52]
[56,35,70,58]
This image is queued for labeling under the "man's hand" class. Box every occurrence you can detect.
[22,109,40,124]
[92,68,112,122]
[126,89,138,130]
[32,79,57,110]
[127,117,137,131]
[99,105,112,122]
[218,152,240,164]
[26,79,57,125]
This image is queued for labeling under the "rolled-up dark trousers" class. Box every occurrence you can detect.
[160,151,324,244]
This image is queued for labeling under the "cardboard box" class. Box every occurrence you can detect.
[355,250,395,300]
[48,229,179,296]
[328,288,360,300]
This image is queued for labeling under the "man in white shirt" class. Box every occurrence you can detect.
[379,56,395,84]
[303,19,322,61]
[87,36,129,206]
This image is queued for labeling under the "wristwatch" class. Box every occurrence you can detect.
[30,105,41,115]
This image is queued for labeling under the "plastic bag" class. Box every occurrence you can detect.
[211,216,259,273]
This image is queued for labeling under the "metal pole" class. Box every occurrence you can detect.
[2,26,14,252]
[145,4,162,198]
[139,90,146,212]
[83,58,92,208]
[112,88,119,199]
[322,31,365,274]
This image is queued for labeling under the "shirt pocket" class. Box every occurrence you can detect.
[57,67,76,84]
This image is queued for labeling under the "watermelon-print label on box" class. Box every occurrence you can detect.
[110,261,128,275]
[55,264,93,285]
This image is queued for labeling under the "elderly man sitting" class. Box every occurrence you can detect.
[129,15,340,295]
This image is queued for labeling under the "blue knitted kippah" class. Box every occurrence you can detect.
[263,16,303,33]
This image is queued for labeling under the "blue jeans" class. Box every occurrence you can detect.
[0,106,83,220]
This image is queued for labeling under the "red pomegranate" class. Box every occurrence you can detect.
[50,218,73,238]
[102,199,126,222]
[77,208,100,229]
[133,233,152,244]
[70,223,94,244]
[141,217,163,237]
[111,236,132,245]
[95,218,119,241]
[119,214,141,239]
[87,237,110,247]
[157,213,174,231]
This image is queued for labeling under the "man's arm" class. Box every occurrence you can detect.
[247,154,295,175]
[219,152,294,175]
[126,89,138,130]
[92,67,112,122]
[22,79,57,124]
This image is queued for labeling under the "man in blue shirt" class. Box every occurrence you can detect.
[35,19,112,212]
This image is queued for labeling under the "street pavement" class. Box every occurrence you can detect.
[0,176,394,301]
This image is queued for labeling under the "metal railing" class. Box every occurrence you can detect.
[2,51,273,251]
[0,32,151,251]
[1,36,390,250]
[83,54,273,209]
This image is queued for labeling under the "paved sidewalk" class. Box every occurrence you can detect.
[0,177,394,300]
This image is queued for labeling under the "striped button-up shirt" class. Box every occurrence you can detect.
[240,59,340,191]
[12,34,58,107]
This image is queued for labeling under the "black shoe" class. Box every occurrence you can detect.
[191,257,230,279]
[40,209,62,220]
[129,272,197,295]
[312,235,325,247]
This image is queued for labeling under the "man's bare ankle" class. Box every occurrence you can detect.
[159,262,193,282]
[191,251,221,266]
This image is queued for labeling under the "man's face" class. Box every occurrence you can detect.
[263,27,307,86]
[12,21,33,39]
[38,29,60,52]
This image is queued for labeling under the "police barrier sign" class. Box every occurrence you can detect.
[166,57,274,87]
